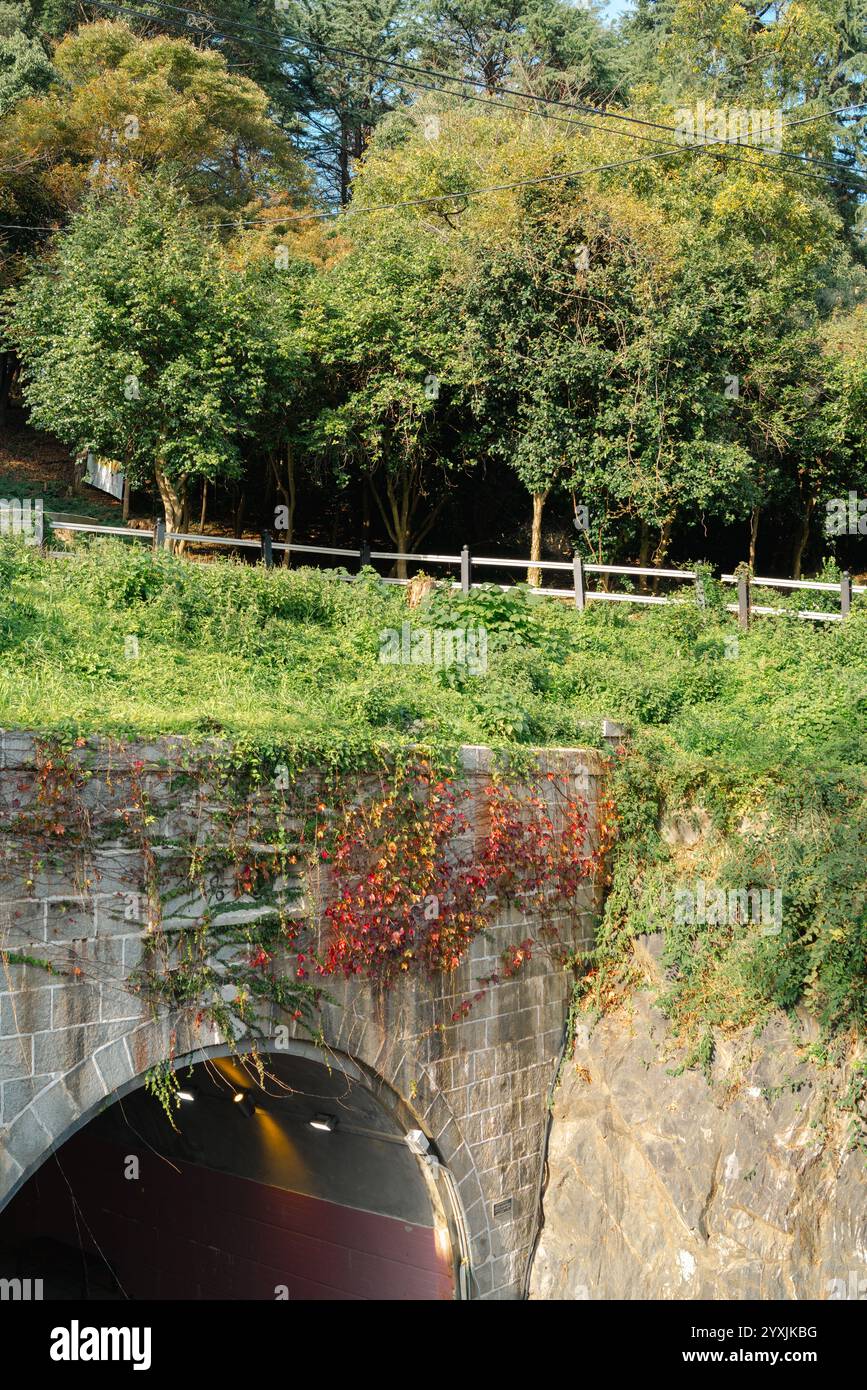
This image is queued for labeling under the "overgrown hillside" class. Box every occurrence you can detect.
[1,537,865,1056]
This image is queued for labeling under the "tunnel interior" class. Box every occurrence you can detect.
[0,1050,455,1300]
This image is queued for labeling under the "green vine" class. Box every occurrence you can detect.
[2,735,606,1120]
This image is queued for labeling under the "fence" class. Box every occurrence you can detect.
[37,516,866,627]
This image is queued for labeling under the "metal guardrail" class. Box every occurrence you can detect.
[719,570,861,625]
[48,519,154,540]
[36,518,863,626]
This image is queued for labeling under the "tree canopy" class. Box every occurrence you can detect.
[0,3,865,580]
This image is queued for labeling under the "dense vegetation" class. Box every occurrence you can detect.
[0,2,865,578]
[1,538,865,1055]
[0,2,865,1065]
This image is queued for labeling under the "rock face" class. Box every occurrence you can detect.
[530,951,867,1301]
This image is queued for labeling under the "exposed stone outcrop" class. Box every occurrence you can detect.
[530,943,867,1301]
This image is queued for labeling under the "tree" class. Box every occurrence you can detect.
[277,0,414,206]
[415,0,618,102]
[232,245,318,551]
[629,0,867,235]
[348,95,860,576]
[0,20,310,228]
[302,214,469,574]
[4,181,284,536]
[0,2,56,116]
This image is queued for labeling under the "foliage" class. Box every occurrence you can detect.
[3,731,599,1120]
[2,14,866,574]
[0,2,56,117]
[2,540,866,1057]
[4,181,301,521]
[415,0,619,101]
[300,214,469,559]
[0,19,309,219]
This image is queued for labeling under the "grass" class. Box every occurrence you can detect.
[1,536,865,1049]
[0,536,863,752]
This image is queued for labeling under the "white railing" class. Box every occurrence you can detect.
[37,516,863,625]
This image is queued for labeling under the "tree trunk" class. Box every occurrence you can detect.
[637,520,652,592]
[339,122,350,207]
[652,517,674,568]
[792,498,815,580]
[72,451,88,498]
[154,462,185,553]
[527,489,549,587]
[749,505,760,571]
[0,351,15,425]
[122,475,130,523]
[369,467,442,580]
[386,474,412,580]
[269,447,295,566]
[649,519,674,594]
[233,487,246,539]
[199,480,207,532]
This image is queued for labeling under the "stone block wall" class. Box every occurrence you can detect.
[0,731,606,1298]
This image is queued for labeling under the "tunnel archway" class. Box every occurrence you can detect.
[0,1042,459,1300]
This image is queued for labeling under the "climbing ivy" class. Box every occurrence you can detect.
[0,736,608,1120]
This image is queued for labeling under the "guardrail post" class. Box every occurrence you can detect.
[359,539,371,571]
[261,529,274,569]
[153,520,165,554]
[572,553,585,611]
[841,571,852,618]
[737,572,750,630]
[460,545,471,595]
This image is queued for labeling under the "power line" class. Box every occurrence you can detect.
[1,4,862,238]
[379,74,864,190]
[785,105,867,130]
[84,0,867,181]
[199,140,855,231]
[2,145,730,237]
[77,0,867,200]
[2,105,863,241]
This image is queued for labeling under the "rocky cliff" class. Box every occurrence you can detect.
[530,936,867,1301]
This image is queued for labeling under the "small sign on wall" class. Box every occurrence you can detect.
[492,1198,513,1219]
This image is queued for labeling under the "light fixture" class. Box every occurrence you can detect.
[177,1088,197,1103]
[405,1129,430,1155]
[233,1090,256,1118]
[310,1114,338,1133]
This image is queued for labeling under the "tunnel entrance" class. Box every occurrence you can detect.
[0,1049,455,1300]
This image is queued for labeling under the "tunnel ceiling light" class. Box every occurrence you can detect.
[310,1114,338,1133]
[233,1091,256,1118]
[177,1088,197,1103]
[405,1129,430,1155]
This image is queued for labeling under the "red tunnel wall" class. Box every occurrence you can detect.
[3,1130,454,1301]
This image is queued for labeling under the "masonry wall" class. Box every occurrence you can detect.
[0,731,605,1299]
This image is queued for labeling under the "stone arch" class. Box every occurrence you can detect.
[0,1008,487,1297]
[1,735,604,1298]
